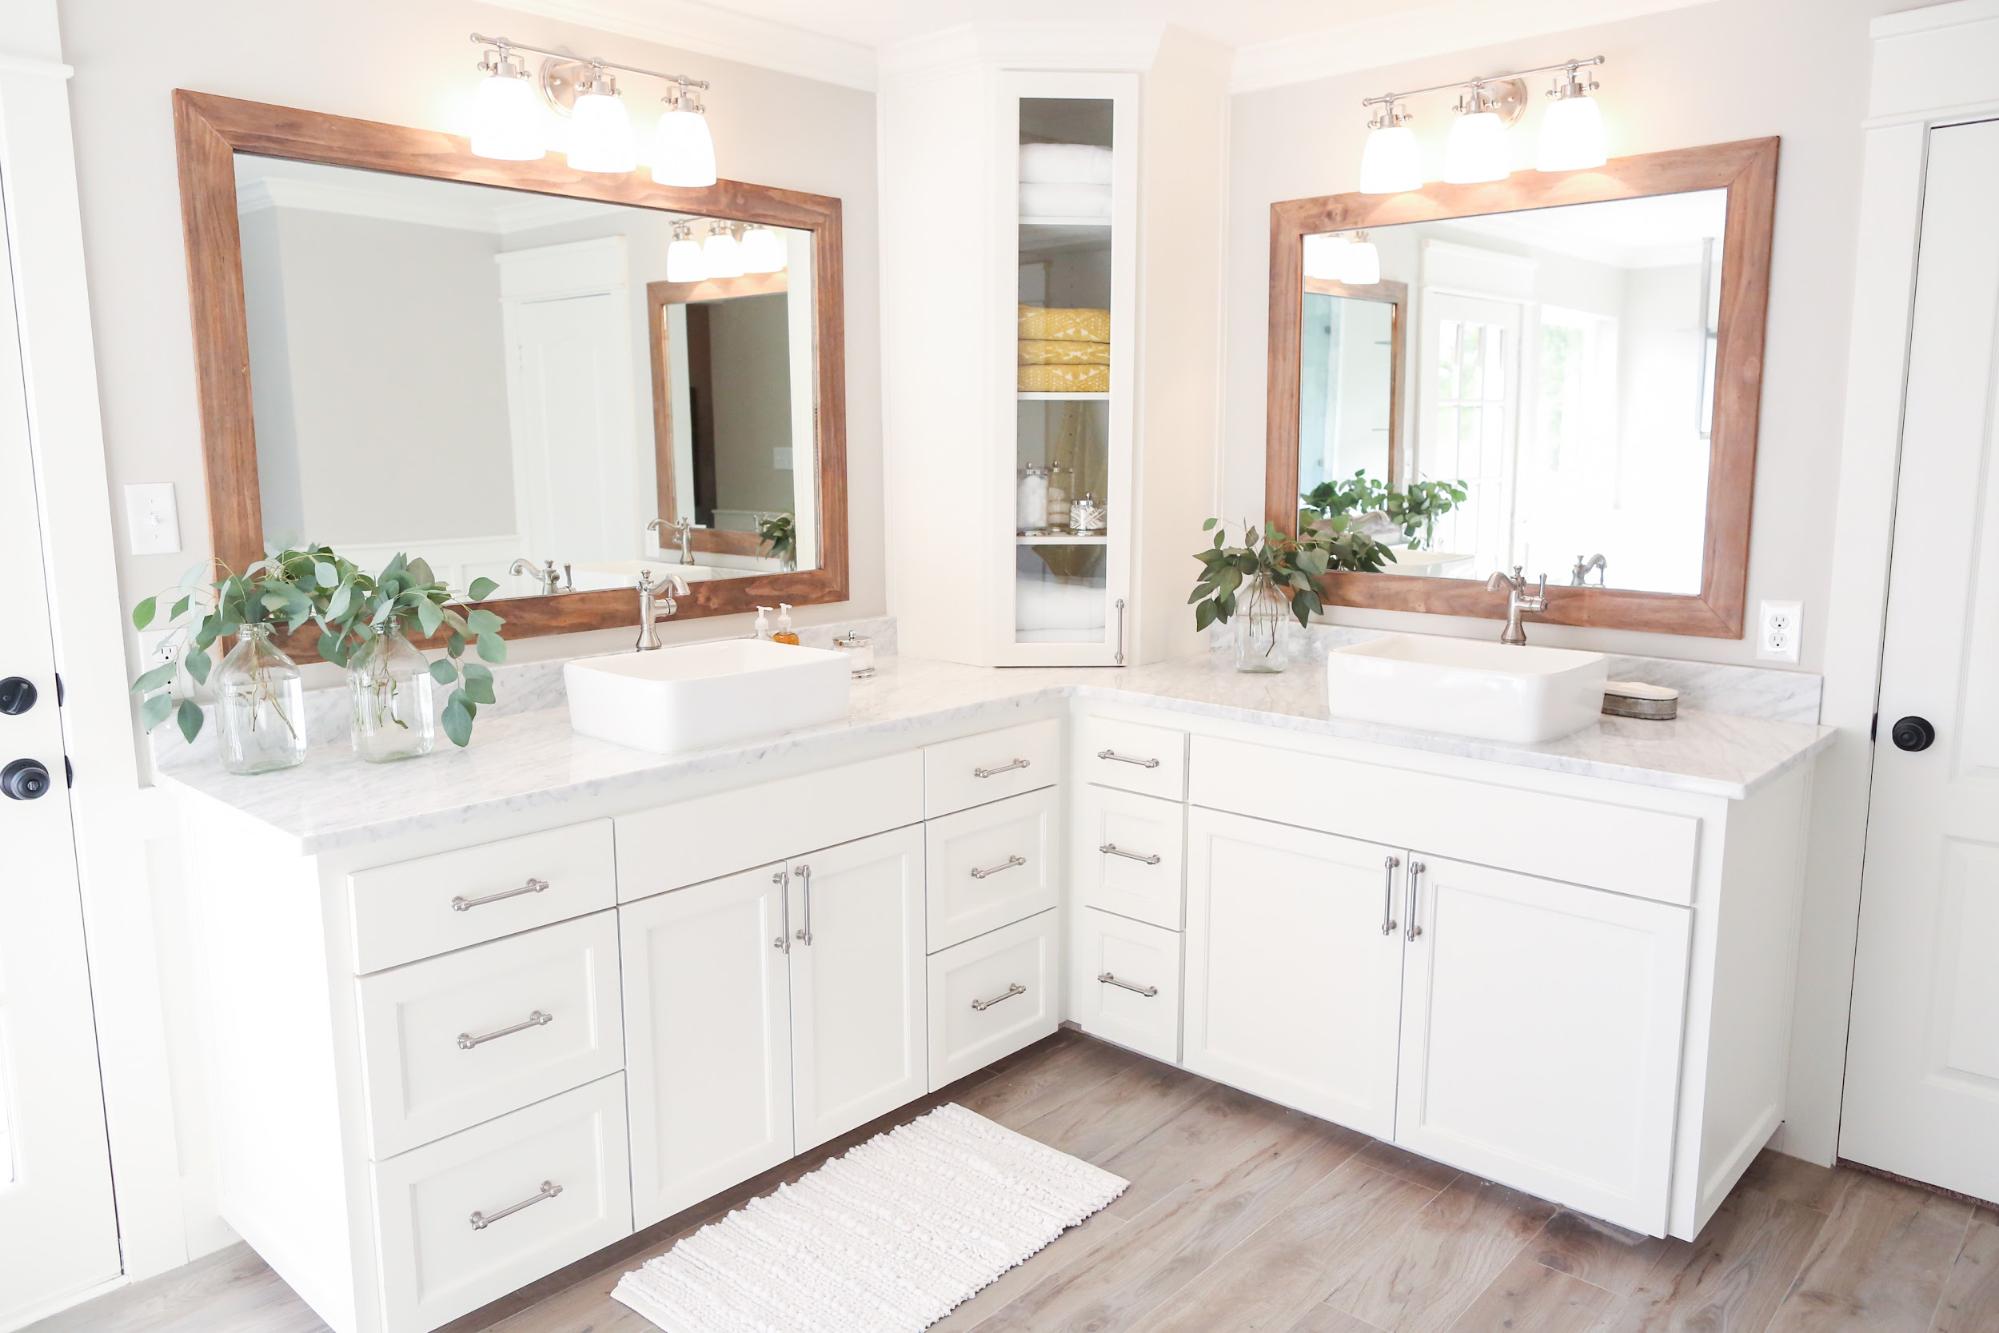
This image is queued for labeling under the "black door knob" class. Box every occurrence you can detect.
[0,677,38,716]
[1891,716,1936,753]
[1,757,52,800]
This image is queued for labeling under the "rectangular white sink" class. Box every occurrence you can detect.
[565,638,852,755]
[1326,635,1608,744]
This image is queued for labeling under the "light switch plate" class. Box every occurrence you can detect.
[1757,600,1802,663]
[124,483,181,555]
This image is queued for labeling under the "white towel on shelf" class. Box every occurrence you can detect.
[1020,181,1111,220]
[1019,142,1113,185]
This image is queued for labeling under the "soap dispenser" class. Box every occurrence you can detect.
[753,606,775,641]
[772,604,800,645]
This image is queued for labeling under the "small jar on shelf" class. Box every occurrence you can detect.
[1044,463,1072,529]
[1016,464,1050,534]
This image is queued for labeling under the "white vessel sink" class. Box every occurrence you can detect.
[1326,635,1608,744]
[565,638,852,755]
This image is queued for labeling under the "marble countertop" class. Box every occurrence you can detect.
[155,650,1833,854]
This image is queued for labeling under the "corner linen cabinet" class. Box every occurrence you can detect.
[621,825,926,1229]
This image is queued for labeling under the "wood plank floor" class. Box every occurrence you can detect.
[35,1030,1998,1333]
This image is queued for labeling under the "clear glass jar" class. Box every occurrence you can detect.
[216,623,307,774]
[1233,572,1290,674]
[347,629,436,764]
[1016,465,1050,534]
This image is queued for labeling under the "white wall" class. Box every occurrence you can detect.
[1224,0,1927,669]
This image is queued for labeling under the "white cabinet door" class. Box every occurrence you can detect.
[621,864,794,1229]
[789,827,929,1151]
[1395,855,1688,1234]
[1184,809,1403,1139]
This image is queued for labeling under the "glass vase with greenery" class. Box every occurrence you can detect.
[1191,519,1397,673]
[757,512,797,571]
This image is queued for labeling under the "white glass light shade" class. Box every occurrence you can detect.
[1536,93,1606,172]
[470,67,545,161]
[1338,240,1382,286]
[567,88,637,174]
[1301,233,1342,281]
[1358,123,1422,194]
[701,225,744,279]
[653,105,718,187]
[666,235,706,282]
[739,225,786,274]
[1443,109,1510,184]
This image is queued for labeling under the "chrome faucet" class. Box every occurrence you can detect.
[634,568,692,651]
[1485,565,1549,645]
[509,557,566,595]
[645,517,699,566]
[1571,553,1607,587]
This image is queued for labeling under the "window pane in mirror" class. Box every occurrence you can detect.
[1297,187,1725,595]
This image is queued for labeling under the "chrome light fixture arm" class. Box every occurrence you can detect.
[469,33,709,96]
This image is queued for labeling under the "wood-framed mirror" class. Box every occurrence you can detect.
[173,90,848,660]
[1267,137,1777,636]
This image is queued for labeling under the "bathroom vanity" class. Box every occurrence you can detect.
[161,650,1828,1333]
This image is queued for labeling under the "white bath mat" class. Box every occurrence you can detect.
[612,1103,1128,1332]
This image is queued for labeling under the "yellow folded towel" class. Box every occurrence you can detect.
[1018,304,1111,344]
[1019,363,1110,393]
[1018,339,1111,366]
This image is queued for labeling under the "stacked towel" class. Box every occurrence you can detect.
[1020,364,1110,393]
[1020,142,1112,219]
[1019,339,1110,366]
[1018,304,1110,392]
[1018,305,1111,343]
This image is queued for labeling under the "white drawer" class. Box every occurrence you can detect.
[1073,785,1185,929]
[923,719,1061,818]
[348,820,615,974]
[924,787,1060,952]
[357,912,624,1158]
[616,752,922,902]
[372,1074,631,1333]
[926,908,1060,1089]
[1070,908,1182,1064]
[1076,715,1188,801]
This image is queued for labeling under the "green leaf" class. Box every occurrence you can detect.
[132,596,157,629]
[407,557,436,588]
[1194,599,1220,631]
[131,661,176,694]
[466,608,504,636]
[175,698,204,743]
[462,671,496,705]
[139,693,174,730]
[428,658,458,685]
[441,693,474,747]
[447,632,466,658]
[1201,517,1218,532]
[467,576,499,601]
[416,598,444,638]
[170,595,192,621]
[475,632,507,664]
[312,561,338,588]
[326,580,352,621]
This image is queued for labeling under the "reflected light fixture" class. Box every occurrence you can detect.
[654,79,718,187]
[470,42,545,160]
[1338,231,1381,286]
[567,65,637,173]
[1536,62,1606,172]
[739,224,787,274]
[1358,102,1421,195]
[702,220,745,279]
[666,219,706,282]
[1302,232,1342,281]
[1443,82,1512,184]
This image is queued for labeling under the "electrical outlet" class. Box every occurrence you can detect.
[1758,599,1802,663]
[124,482,181,555]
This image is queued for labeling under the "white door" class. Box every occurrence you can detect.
[1183,809,1403,1139]
[1841,118,1999,1201]
[620,865,794,1229]
[1420,291,1523,572]
[789,827,927,1152]
[0,204,120,1325]
[1394,855,1688,1234]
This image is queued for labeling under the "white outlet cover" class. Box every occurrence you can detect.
[1757,599,1802,663]
[124,482,181,556]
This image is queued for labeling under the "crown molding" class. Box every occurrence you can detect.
[487,0,877,90]
[1230,0,1717,94]
[879,21,1164,79]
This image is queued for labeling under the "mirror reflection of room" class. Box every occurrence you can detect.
[233,155,818,600]
[1298,188,1726,595]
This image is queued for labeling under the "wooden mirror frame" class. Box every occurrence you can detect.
[1267,137,1777,638]
[1300,276,1408,489]
[173,90,848,660]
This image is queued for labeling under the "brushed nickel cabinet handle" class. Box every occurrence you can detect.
[469,1180,561,1231]
[457,1010,553,1050]
[970,854,1027,880]
[794,863,813,946]
[971,982,1026,1011]
[1099,842,1162,866]
[973,758,1031,779]
[1097,971,1158,998]
[773,868,790,952]
[1405,860,1426,943]
[1096,749,1160,769]
[1380,855,1401,936]
[452,877,548,912]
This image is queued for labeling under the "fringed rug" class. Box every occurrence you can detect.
[612,1103,1128,1332]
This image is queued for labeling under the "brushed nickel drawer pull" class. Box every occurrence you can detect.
[1405,860,1426,943]
[451,878,548,912]
[1097,971,1159,998]
[469,1180,562,1230]
[773,868,790,953]
[794,863,813,947]
[973,758,1031,779]
[1099,842,1162,866]
[1096,749,1160,769]
[457,1010,553,1050]
[970,854,1027,880]
[1380,854,1402,936]
[971,982,1026,1011]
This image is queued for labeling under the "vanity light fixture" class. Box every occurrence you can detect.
[1535,62,1607,172]
[468,33,716,183]
[702,220,745,279]
[1443,82,1512,184]
[1339,231,1381,285]
[1358,55,1605,189]
[1301,232,1343,281]
[666,219,706,282]
[1358,102,1422,195]
[739,223,787,274]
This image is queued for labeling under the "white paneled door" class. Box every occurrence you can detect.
[0,189,120,1325]
[1842,118,1999,1202]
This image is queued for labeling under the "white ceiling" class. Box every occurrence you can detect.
[669,0,1378,50]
